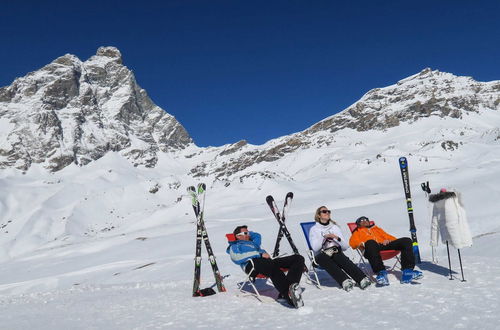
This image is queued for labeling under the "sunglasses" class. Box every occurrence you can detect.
[320,210,331,214]
[357,217,369,224]
[236,231,249,237]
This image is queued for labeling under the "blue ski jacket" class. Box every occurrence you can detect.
[226,231,267,268]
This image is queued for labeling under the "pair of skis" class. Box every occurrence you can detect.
[266,192,300,257]
[187,183,226,296]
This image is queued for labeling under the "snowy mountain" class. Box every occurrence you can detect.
[1,48,500,329]
[1,48,499,180]
[0,47,192,172]
[189,68,500,180]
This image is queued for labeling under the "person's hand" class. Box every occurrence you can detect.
[381,240,390,246]
[324,233,338,240]
[262,252,271,259]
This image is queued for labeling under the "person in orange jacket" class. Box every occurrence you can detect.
[349,216,423,285]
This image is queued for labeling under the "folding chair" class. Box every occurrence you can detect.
[346,222,401,274]
[225,233,277,301]
[299,221,327,288]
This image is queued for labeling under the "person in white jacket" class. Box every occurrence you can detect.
[429,188,473,249]
[309,206,371,291]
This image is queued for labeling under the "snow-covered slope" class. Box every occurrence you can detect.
[0,153,499,329]
[1,234,498,329]
[1,48,500,328]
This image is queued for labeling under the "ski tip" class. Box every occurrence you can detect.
[399,157,408,168]
[266,195,274,202]
[187,186,196,193]
[286,192,294,199]
[197,183,206,190]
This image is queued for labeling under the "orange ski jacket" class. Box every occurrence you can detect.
[349,225,397,249]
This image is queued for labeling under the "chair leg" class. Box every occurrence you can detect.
[238,259,264,300]
[312,269,321,289]
[355,250,372,277]
[305,265,321,289]
[238,276,265,301]
[389,256,401,271]
[248,280,262,299]
[307,251,322,289]
[355,250,402,281]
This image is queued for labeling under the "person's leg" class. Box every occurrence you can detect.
[315,252,349,285]
[382,237,415,269]
[363,240,386,273]
[332,251,367,283]
[246,258,289,297]
[272,254,305,285]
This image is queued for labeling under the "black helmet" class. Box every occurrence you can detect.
[355,216,369,226]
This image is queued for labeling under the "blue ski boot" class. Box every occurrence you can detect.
[412,269,423,280]
[401,269,414,284]
[376,270,389,286]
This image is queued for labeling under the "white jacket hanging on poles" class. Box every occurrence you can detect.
[429,189,473,249]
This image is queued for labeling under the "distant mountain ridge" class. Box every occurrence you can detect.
[1,47,499,176]
[307,68,500,134]
[0,47,192,171]
[190,68,500,179]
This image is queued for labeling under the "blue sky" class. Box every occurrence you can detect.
[1,0,499,147]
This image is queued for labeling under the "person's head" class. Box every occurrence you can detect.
[233,225,250,240]
[355,216,370,228]
[314,206,332,224]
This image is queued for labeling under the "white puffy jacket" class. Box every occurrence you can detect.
[429,190,473,249]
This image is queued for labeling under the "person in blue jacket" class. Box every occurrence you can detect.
[227,225,305,308]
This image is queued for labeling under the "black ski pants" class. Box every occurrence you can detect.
[363,237,415,273]
[245,254,305,297]
[315,250,366,285]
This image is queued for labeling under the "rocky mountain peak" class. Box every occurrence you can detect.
[51,54,82,67]
[305,69,499,136]
[95,46,122,62]
[0,47,192,172]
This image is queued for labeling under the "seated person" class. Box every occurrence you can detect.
[349,216,423,285]
[226,225,305,308]
[309,206,371,291]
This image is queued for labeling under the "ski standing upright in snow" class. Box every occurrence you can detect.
[187,183,226,296]
[398,157,422,264]
[266,193,300,257]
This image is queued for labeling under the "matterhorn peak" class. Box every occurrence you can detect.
[84,46,123,67]
[93,46,123,64]
[0,47,192,172]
